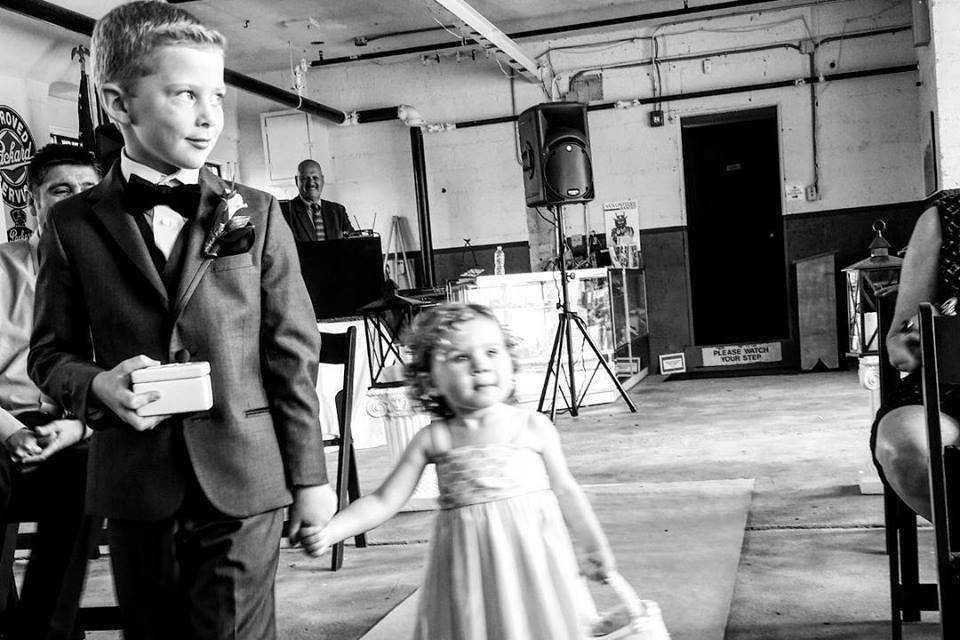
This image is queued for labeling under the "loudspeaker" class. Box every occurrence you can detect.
[517,102,594,207]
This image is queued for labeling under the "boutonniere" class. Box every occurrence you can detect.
[203,187,256,258]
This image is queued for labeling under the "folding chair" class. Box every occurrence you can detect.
[917,302,960,637]
[0,517,121,635]
[318,326,367,570]
[876,291,940,640]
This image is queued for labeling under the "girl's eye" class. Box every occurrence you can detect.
[454,354,470,362]
[487,348,500,357]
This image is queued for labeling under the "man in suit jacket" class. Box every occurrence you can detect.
[283,159,354,241]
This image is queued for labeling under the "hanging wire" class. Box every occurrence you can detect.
[289,42,308,109]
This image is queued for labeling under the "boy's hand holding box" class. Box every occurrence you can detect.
[130,362,213,416]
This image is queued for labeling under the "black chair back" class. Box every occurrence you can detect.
[918,302,960,636]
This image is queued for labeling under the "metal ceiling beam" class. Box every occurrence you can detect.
[314,0,786,67]
[419,0,541,82]
[0,0,346,124]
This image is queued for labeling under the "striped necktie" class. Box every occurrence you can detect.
[311,202,326,241]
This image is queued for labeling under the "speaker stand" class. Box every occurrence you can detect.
[536,205,637,421]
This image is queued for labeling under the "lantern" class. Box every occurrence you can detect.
[842,220,903,357]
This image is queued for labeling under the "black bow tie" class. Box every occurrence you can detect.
[123,174,201,219]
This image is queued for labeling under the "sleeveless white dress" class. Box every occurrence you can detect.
[413,440,590,639]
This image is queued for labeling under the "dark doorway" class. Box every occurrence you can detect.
[681,108,788,345]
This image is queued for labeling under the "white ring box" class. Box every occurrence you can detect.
[130,361,214,417]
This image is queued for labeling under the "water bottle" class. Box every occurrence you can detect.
[494,245,505,275]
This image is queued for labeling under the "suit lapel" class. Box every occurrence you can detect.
[91,166,168,306]
[292,198,317,241]
[321,200,340,240]
[171,168,221,319]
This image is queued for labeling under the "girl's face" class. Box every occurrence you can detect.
[428,317,514,416]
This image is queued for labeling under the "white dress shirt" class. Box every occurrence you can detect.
[120,152,200,259]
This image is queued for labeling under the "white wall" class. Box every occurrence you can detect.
[236,0,924,251]
[925,0,960,190]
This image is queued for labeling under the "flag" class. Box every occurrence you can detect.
[78,63,96,153]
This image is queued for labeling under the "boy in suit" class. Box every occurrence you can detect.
[282,159,354,241]
[27,3,336,638]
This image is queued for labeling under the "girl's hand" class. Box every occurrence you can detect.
[298,525,334,558]
[580,545,617,582]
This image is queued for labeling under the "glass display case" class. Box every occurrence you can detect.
[448,268,649,405]
[609,268,650,379]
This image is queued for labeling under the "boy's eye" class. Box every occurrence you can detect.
[176,90,197,102]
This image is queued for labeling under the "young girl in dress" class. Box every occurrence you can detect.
[300,302,617,639]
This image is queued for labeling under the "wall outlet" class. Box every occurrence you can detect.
[649,110,664,127]
[805,184,819,201]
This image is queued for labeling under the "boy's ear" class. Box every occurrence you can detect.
[99,82,132,125]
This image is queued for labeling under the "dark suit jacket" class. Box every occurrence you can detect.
[282,197,353,242]
[28,165,328,520]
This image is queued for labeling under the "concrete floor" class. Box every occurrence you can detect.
[28,370,947,638]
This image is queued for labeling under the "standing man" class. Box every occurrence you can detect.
[283,159,354,241]
[0,143,101,640]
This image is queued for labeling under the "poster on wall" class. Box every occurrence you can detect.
[0,106,37,243]
[602,199,641,268]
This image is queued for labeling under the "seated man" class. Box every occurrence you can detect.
[282,159,354,241]
[0,143,101,639]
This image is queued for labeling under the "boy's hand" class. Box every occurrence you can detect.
[91,355,171,431]
[287,484,337,548]
[297,525,334,558]
[580,545,617,582]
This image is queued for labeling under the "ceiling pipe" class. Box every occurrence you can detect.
[0,0,346,124]
[223,70,344,123]
[313,0,788,67]
[448,63,918,129]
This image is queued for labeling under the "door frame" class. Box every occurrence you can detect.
[679,105,795,367]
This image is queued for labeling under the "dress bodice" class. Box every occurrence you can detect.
[433,444,551,510]
[935,189,960,302]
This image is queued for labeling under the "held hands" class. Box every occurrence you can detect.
[4,419,86,465]
[287,484,338,553]
[91,355,172,431]
[296,525,336,558]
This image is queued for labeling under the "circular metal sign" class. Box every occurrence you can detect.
[0,106,37,209]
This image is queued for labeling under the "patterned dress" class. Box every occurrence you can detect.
[413,438,591,640]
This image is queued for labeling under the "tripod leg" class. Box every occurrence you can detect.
[550,314,568,423]
[538,313,566,413]
[564,313,579,418]
[570,314,637,413]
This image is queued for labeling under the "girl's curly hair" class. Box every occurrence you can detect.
[403,303,520,418]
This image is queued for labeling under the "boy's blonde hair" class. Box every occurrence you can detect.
[403,303,519,418]
[91,0,226,92]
